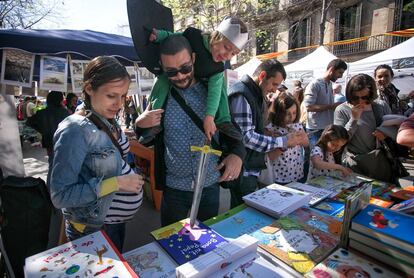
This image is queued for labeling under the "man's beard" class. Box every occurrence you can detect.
[170,74,194,89]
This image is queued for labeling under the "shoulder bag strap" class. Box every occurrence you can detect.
[170,87,219,146]
[87,113,124,156]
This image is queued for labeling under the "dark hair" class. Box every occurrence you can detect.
[253,59,287,80]
[292,86,304,104]
[159,35,193,57]
[82,56,130,109]
[316,124,349,158]
[47,91,64,107]
[345,74,378,104]
[268,93,300,127]
[66,93,77,104]
[293,80,302,87]
[374,64,394,78]
[327,59,347,71]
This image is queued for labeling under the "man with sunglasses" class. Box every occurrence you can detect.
[135,35,245,226]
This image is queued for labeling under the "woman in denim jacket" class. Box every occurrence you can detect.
[50,56,144,251]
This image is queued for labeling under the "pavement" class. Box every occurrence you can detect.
[22,140,413,253]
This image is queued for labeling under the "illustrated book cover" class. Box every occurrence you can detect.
[312,198,345,221]
[242,183,311,217]
[150,218,228,265]
[123,241,177,278]
[250,216,338,274]
[24,230,137,278]
[305,248,401,278]
[285,182,335,205]
[351,204,414,253]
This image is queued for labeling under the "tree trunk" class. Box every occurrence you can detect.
[319,0,327,45]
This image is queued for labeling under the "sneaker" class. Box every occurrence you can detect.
[138,125,163,144]
[216,122,242,141]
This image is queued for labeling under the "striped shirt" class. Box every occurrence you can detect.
[229,94,287,177]
[104,130,143,224]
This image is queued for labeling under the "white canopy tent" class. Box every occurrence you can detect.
[348,37,414,96]
[234,57,262,78]
[284,46,340,89]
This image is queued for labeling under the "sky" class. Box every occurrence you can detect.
[34,0,131,37]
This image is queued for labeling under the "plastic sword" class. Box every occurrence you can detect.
[189,144,222,228]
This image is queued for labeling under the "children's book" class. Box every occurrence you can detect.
[311,198,345,221]
[351,204,414,253]
[210,207,276,240]
[370,197,394,208]
[242,183,311,218]
[307,176,354,193]
[305,248,401,278]
[285,182,335,205]
[390,190,414,202]
[287,207,342,239]
[203,204,247,226]
[391,197,414,213]
[150,218,228,265]
[123,242,177,278]
[250,216,338,274]
[24,230,137,278]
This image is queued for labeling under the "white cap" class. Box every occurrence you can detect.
[216,17,248,51]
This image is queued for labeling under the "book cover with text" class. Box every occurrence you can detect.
[151,218,227,265]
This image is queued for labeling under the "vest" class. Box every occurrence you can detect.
[183,27,224,79]
[229,75,266,171]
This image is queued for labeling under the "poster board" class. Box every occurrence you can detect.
[39,56,68,92]
[0,49,35,88]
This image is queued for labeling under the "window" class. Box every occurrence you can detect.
[335,3,362,41]
[289,17,311,49]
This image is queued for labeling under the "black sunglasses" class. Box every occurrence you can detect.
[164,64,193,78]
[350,95,370,101]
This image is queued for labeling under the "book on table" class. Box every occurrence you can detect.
[24,230,137,278]
[249,214,338,274]
[242,183,311,218]
[150,218,228,265]
[122,241,177,278]
[285,182,335,205]
[311,198,345,221]
[306,176,355,193]
[176,234,295,278]
[351,204,414,253]
[305,248,402,278]
[390,197,414,213]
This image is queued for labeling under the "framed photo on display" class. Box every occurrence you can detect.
[70,59,89,93]
[1,49,35,87]
[39,56,68,91]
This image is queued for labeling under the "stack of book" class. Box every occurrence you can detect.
[349,204,414,274]
[390,197,414,214]
[25,231,137,277]
[242,183,311,218]
[305,248,401,277]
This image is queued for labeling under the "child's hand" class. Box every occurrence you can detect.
[268,149,283,161]
[149,28,157,42]
[204,115,216,142]
[339,166,353,177]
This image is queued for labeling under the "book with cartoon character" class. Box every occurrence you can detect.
[250,215,338,274]
[312,198,345,221]
[307,176,354,193]
[209,206,276,240]
[24,231,137,278]
[352,204,414,253]
[151,218,228,265]
[122,241,177,278]
[305,248,401,278]
[242,183,311,218]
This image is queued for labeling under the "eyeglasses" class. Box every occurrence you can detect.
[164,64,193,78]
[350,95,370,101]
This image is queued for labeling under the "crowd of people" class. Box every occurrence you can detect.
[14,16,414,252]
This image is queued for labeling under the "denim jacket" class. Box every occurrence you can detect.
[50,114,123,231]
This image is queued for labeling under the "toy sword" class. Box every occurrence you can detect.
[189,144,222,228]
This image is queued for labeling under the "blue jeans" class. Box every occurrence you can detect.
[230,175,258,209]
[161,184,220,227]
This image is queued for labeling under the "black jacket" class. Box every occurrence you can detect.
[228,75,267,171]
[26,106,69,149]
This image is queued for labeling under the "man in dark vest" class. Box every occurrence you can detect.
[228,59,308,208]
